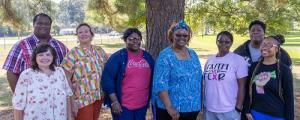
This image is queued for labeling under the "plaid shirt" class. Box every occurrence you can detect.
[3,34,69,74]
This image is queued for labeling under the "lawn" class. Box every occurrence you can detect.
[189,32,300,88]
[0,32,299,109]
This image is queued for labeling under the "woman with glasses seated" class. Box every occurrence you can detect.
[203,31,248,120]
[245,35,294,120]
[152,20,203,120]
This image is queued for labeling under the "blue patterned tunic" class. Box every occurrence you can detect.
[152,47,202,112]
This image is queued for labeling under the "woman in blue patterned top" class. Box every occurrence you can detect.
[152,20,203,120]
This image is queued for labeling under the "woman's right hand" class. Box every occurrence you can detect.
[246,113,253,120]
[166,106,180,120]
[111,101,122,115]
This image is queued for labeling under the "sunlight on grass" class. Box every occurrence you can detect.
[0,32,299,107]
[0,76,12,107]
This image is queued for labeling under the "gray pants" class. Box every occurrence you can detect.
[205,109,240,120]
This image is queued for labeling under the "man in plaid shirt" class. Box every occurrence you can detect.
[2,13,69,92]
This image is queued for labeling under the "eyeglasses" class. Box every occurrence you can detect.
[175,34,189,38]
[127,37,141,42]
[217,40,231,44]
[260,43,278,49]
[35,21,51,26]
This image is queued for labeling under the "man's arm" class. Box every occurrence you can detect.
[7,71,19,93]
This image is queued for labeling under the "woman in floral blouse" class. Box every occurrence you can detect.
[13,43,73,120]
[61,23,108,120]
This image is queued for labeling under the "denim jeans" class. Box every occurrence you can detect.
[205,109,240,120]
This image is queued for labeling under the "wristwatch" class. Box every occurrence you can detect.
[235,106,242,113]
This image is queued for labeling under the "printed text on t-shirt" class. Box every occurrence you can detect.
[204,63,229,81]
[127,59,150,68]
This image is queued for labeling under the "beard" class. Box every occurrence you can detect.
[252,39,262,46]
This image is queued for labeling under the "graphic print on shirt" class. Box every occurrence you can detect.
[127,59,150,68]
[244,56,251,67]
[204,63,229,81]
[253,71,276,94]
[121,52,151,110]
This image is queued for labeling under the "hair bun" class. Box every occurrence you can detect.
[274,34,285,44]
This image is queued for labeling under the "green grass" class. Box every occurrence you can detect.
[0,37,19,41]
[294,75,300,89]
[0,76,12,107]
[0,32,300,108]
[0,35,77,41]
[190,33,300,58]
[189,32,300,88]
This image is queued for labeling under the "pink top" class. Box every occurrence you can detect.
[121,49,151,110]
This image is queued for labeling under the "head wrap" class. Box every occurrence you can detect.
[172,20,189,32]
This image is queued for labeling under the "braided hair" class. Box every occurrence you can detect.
[248,34,285,108]
[269,34,285,101]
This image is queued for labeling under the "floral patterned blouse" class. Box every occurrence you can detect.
[12,67,73,120]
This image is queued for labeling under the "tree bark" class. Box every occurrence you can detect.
[146,0,185,59]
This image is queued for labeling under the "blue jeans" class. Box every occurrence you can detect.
[112,106,148,120]
[205,109,240,120]
[251,110,285,120]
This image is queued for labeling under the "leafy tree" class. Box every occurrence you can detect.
[0,0,300,57]
[186,0,300,35]
[145,0,185,58]
[57,0,85,28]
[52,25,60,35]
[0,0,23,29]
[86,0,185,58]
[86,0,145,31]
[0,0,58,36]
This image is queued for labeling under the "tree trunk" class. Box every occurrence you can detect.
[145,0,185,59]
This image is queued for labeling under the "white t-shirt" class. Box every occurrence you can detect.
[204,52,248,113]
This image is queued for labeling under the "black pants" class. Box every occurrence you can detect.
[156,107,199,120]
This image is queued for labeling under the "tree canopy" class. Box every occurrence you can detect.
[86,0,145,31]
[186,0,300,34]
[1,0,300,34]
[1,0,56,30]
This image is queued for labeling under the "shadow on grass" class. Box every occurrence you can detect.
[0,76,12,107]
[191,47,211,52]
[286,31,300,36]
[285,34,300,37]
[283,44,300,47]
[294,74,300,89]
[285,38,300,41]
[292,58,300,66]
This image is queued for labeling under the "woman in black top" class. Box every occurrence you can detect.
[245,35,294,120]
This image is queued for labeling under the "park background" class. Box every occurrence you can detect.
[0,0,300,119]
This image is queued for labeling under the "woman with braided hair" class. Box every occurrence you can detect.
[245,35,294,120]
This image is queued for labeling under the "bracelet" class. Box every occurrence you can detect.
[235,107,242,113]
